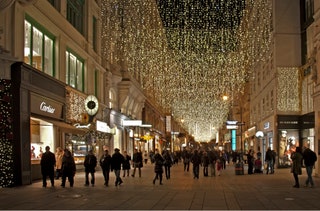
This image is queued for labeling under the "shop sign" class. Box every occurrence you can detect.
[74,123,91,129]
[226,120,238,129]
[96,120,115,134]
[31,93,63,120]
[166,116,171,132]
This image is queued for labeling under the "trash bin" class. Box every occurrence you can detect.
[235,162,244,175]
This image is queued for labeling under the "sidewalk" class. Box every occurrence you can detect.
[1,162,320,210]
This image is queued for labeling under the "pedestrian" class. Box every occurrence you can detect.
[201,151,209,177]
[190,149,202,179]
[208,149,217,176]
[302,147,317,188]
[111,148,124,186]
[40,146,56,188]
[291,146,303,188]
[153,149,165,185]
[162,149,173,179]
[143,150,148,164]
[61,149,76,188]
[55,147,64,180]
[131,149,143,177]
[247,149,254,175]
[100,149,112,186]
[122,150,131,177]
[182,147,191,172]
[217,151,224,176]
[84,149,97,187]
[265,147,274,174]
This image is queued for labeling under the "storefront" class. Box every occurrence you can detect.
[12,62,67,185]
[277,113,315,168]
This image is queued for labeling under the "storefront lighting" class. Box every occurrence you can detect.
[122,120,142,126]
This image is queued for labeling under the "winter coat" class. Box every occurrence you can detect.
[100,154,112,171]
[61,152,76,177]
[111,152,124,171]
[291,152,303,175]
[154,153,164,173]
[303,148,317,167]
[41,151,56,175]
[122,155,131,170]
[84,153,97,173]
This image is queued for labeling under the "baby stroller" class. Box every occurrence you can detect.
[254,158,263,173]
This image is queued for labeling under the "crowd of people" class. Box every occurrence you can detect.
[40,146,317,189]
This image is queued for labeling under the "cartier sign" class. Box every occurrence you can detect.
[40,102,55,113]
[31,93,63,120]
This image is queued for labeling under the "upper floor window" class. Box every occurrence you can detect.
[24,17,55,76]
[94,69,99,96]
[47,0,60,11]
[109,89,116,109]
[66,50,84,92]
[67,0,84,34]
[93,16,97,52]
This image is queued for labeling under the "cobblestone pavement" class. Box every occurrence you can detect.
[1,162,320,210]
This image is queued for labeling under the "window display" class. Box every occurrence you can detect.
[30,117,54,164]
[65,134,89,164]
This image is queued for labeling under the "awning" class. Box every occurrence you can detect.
[46,119,87,135]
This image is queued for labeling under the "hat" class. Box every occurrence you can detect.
[114,148,120,152]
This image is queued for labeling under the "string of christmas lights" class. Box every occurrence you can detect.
[0,79,14,187]
[101,0,272,141]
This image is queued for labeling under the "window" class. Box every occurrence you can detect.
[94,69,98,96]
[67,0,84,34]
[109,89,116,109]
[92,16,97,52]
[24,17,55,76]
[47,0,60,11]
[66,50,84,91]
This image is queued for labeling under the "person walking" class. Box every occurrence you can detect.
[182,147,191,172]
[202,151,209,177]
[55,147,64,180]
[61,149,76,188]
[111,148,125,186]
[190,150,202,179]
[162,149,173,179]
[246,149,254,175]
[122,150,131,177]
[153,149,165,185]
[265,147,274,174]
[131,149,143,177]
[291,146,303,188]
[40,146,56,188]
[143,150,148,164]
[84,150,97,187]
[302,147,317,188]
[100,149,112,187]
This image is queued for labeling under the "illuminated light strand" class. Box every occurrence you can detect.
[101,0,272,142]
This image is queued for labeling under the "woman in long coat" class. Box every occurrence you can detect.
[291,146,303,188]
[153,149,165,185]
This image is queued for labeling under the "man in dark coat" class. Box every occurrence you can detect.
[100,149,112,186]
[111,148,125,186]
[303,147,317,188]
[40,146,56,188]
[84,150,97,186]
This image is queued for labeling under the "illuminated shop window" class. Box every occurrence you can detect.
[24,16,55,76]
[66,50,84,92]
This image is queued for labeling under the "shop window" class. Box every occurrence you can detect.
[30,118,54,164]
[24,17,55,76]
[65,133,90,164]
[66,50,84,92]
